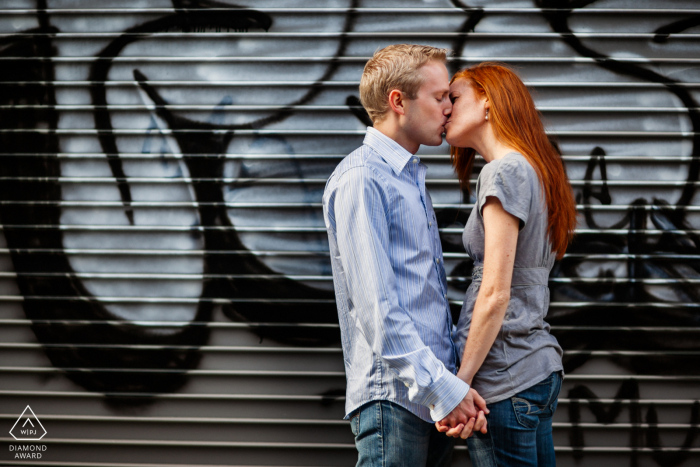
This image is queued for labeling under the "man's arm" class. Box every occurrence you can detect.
[332,166,470,421]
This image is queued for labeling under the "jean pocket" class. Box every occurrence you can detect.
[350,412,360,437]
[549,372,563,412]
[511,397,544,429]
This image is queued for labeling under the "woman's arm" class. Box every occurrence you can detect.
[457,196,520,385]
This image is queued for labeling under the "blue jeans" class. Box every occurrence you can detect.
[350,400,456,467]
[467,371,563,467]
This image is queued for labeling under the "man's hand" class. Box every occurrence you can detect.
[434,388,489,438]
[436,410,487,439]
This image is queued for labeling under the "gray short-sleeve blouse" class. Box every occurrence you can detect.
[454,152,563,404]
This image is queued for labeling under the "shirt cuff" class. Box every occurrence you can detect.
[422,371,470,422]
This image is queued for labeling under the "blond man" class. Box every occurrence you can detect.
[323,44,488,466]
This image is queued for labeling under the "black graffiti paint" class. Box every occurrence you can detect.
[536,0,700,209]
[0,0,358,398]
[447,0,485,76]
[0,0,210,397]
[653,14,700,44]
[527,0,700,369]
[89,0,273,225]
[530,2,700,464]
[568,379,700,467]
[1,8,699,466]
[345,95,373,127]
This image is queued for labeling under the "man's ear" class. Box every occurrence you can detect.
[388,89,406,116]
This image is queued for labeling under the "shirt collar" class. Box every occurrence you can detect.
[363,127,416,176]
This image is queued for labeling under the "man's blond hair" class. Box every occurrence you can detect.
[359,44,448,124]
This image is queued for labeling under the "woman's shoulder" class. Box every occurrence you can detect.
[479,152,537,186]
[502,152,537,175]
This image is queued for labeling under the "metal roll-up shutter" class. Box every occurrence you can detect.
[0,1,698,466]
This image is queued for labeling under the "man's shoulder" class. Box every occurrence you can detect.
[328,144,392,188]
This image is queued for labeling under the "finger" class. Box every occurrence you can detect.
[479,415,488,434]
[460,417,476,439]
[473,391,489,414]
[445,424,464,437]
[473,411,487,434]
[435,423,450,433]
[453,407,468,426]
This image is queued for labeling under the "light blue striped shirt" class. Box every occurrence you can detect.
[323,127,469,423]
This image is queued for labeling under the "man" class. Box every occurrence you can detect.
[322,44,488,466]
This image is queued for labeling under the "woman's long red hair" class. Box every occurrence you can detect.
[450,62,577,259]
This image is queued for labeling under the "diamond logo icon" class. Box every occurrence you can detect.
[9,406,47,441]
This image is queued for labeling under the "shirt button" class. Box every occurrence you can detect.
[435,258,440,264]
[412,158,418,163]
[429,221,432,227]
[429,404,435,410]
[404,382,410,388]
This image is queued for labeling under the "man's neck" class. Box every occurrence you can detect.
[372,119,419,155]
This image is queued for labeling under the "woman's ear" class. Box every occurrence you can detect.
[388,89,406,116]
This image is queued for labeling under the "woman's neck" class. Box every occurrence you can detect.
[473,126,518,163]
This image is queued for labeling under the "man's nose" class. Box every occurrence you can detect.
[444,101,452,115]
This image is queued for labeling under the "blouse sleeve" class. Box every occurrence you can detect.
[476,155,534,229]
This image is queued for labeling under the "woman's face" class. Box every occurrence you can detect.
[444,78,488,149]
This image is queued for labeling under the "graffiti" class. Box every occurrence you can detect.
[568,380,700,467]
[0,0,360,396]
[0,0,698,463]
[424,1,700,463]
[536,2,700,463]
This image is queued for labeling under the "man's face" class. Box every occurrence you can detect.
[402,60,452,148]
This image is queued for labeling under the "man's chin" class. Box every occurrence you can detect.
[421,135,445,147]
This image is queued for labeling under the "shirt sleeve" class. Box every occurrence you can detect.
[477,156,533,229]
[332,166,469,421]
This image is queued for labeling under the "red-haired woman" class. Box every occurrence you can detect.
[436,62,577,466]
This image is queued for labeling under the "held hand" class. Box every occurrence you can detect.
[437,387,489,429]
[434,387,489,438]
[470,387,489,414]
[435,410,487,439]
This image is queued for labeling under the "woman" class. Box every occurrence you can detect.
[437,62,577,466]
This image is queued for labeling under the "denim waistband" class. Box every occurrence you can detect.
[472,265,549,286]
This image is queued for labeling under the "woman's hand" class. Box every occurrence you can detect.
[435,410,488,438]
